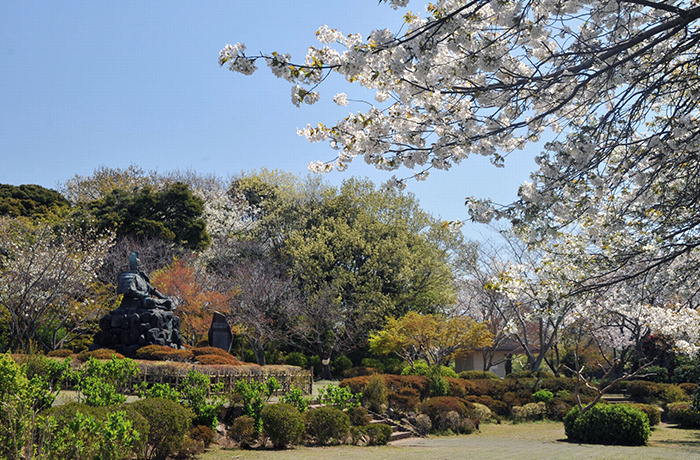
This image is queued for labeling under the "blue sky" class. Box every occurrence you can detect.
[1,1,538,240]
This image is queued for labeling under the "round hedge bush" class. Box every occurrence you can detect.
[564,404,650,446]
[364,423,393,445]
[625,403,660,426]
[47,349,74,358]
[131,397,194,460]
[135,345,193,362]
[667,402,700,428]
[261,403,305,448]
[304,406,350,445]
[228,415,257,447]
[418,396,470,431]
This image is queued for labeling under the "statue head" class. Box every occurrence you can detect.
[129,251,140,271]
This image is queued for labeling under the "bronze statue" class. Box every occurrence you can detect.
[116,251,173,311]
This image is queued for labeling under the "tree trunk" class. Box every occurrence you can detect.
[251,341,266,366]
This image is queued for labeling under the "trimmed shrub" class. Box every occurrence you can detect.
[364,423,393,445]
[363,374,388,412]
[343,366,380,378]
[459,370,500,380]
[136,345,193,362]
[388,389,421,413]
[548,399,574,421]
[185,425,214,449]
[131,397,194,460]
[348,426,365,445]
[471,402,492,422]
[459,418,479,434]
[47,349,74,358]
[261,403,305,448]
[464,395,509,417]
[626,381,663,403]
[415,414,432,435]
[446,377,467,397]
[445,410,460,432]
[191,346,231,357]
[661,384,689,404]
[195,353,242,365]
[505,370,554,379]
[512,402,547,422]
[284,352,308,368]
[76,349,124,362]
[304,406,351,445]
[228,415,257,447]
[361,358,385,373]
[624,403,660,426]
[679,382,698,397]
[348,406,372,426]
[667,402,700,428]
[564,404,650,446]
[419,397,470,431]
[637,365,669,383]
[332,355,353,376]
[539,377,597,396]
[533,389,554,403]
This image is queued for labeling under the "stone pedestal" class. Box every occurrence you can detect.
[93,307,183,357]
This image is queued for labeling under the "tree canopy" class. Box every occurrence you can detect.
[369,311,493,368]
[83,182,210,250]
[222,0,700,353]
[0,184,69,219]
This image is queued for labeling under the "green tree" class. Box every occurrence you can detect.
[369,311,493,368]
[199,172,462,377]
[0,184,69,219]
[84,182,210,250]
[285,181,457,378]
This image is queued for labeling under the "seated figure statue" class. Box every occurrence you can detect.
[116,252,173,311]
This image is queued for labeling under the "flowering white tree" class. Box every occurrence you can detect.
[0,217,113,351]
[221,0,700,352]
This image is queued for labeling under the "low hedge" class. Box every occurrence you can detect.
[624,403,660,426]
[626,381,689,404]
[340,375,430,399]
[458,370,500,380]
[76,349,125,362]
[564,404,650,446]
[135,345,193,362]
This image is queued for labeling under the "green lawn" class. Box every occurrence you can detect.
[201,421,700,460]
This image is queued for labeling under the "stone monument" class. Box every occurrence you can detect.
[93,252,184,357]
[208,311,233,353]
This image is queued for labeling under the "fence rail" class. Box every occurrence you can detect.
[128,362,313,396]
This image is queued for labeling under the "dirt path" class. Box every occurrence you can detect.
[203,421,700,460]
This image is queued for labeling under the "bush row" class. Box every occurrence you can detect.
[340,374,601,420]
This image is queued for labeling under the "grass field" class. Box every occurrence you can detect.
[201,421,700,460]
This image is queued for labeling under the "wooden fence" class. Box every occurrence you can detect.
[127,362,313,396]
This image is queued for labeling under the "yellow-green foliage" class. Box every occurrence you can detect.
[512,402,547,422]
